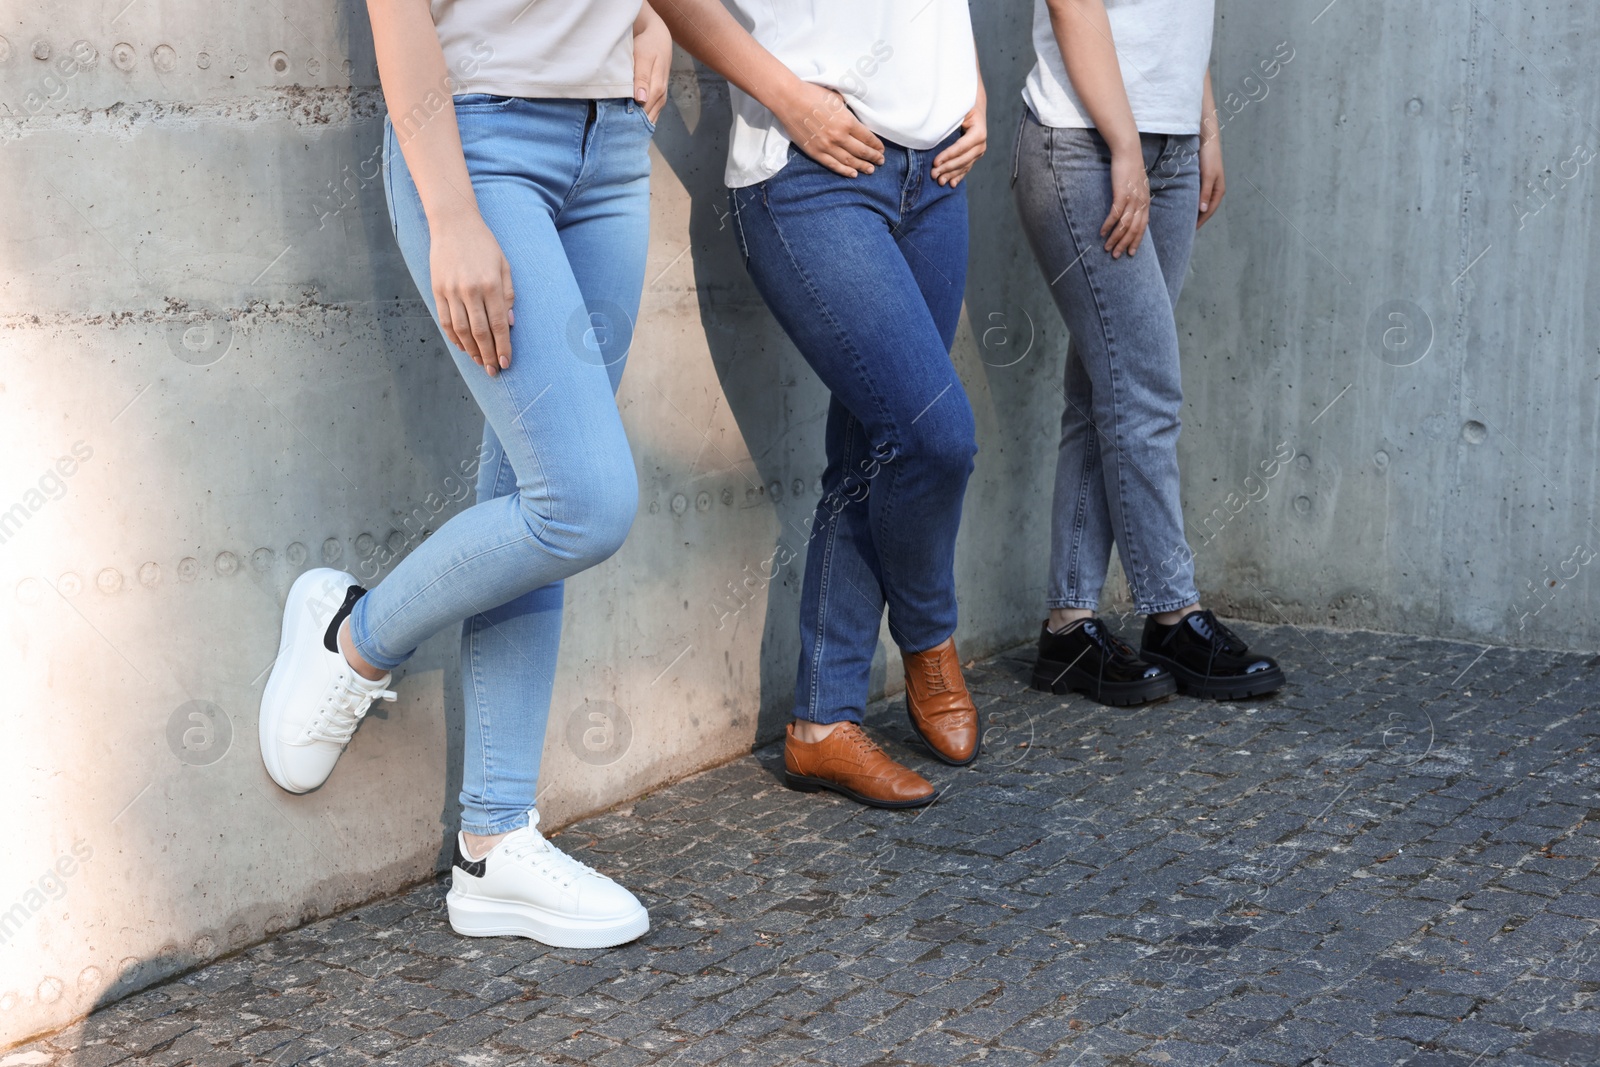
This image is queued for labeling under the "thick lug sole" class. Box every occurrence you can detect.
[1139,650,1286,701]
[1030,657,1177,707]
[446,889,649,949]
[784,772,936,809]
[259,568,351,794]
[906,704,983,766]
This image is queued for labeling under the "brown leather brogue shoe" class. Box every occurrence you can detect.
[784,722,936,808]
[902,636,980,766]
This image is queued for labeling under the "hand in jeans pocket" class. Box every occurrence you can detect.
[1102,147,1151,258]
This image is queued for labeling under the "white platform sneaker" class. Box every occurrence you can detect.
[446,813,649,949]
[259,568,396,793]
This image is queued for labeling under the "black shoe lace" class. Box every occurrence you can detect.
[1189,609,1248,656]
[1083,619,1139,664]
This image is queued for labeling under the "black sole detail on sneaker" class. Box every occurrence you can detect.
[1140,650,1286,700]
[784,772,937,809]
[905,705,983,766]
[1030,658,1178,707]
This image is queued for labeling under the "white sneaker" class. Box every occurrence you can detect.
[259,567,396,793]
[446,812,649,948]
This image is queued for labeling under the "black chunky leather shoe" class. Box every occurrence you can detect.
[1140,609,1285,700]
[1030,618,1177,706]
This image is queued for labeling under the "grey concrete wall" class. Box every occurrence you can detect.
[0,2,1058,1045]
[2,0,1595,1047]
[1173,2,1599,650]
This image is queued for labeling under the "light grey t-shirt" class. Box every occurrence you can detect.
[431,0,641,99]
[1024,0,1214,133]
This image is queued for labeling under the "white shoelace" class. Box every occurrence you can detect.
[304,671,396,744]
[501,832,599,891]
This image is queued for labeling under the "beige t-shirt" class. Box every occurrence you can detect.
[431,0,641,99]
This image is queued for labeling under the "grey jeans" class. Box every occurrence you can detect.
[1012,108,1202,615]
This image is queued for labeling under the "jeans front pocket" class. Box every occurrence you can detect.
[626,100,657,135]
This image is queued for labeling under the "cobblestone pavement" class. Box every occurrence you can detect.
[13,625,1600,1067]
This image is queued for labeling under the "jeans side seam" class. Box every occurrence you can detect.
[871,444,906,650]
[1065,416,1097,602]
[1047,129,1130,608]
[482,440,513,504]
[464,614,496,829]
[803,420,861,724]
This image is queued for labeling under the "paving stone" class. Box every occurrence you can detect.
[5,630,1596,1067]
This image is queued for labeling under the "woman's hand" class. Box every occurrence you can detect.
[649,0,881,177]
[633,2,671,124]
[1102,147,1151,258]
[429,210,515,377]
[367,0,513,374]
[932,79,987,187]
[1196,73,1224,229]
[774,81,885,178]
[1197,132,1224,229]
[1044,0,1147,255]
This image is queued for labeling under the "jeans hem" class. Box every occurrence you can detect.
[792,709,864,726]
[347,598,411,672]
[1046,597,1100,611]
[459,811,532,837]
[1138,594,1200,616]
[898,628,957,656]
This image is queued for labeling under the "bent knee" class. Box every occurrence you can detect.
[894,404,976,477]
[513,461,637,567]
[579,475,638,564]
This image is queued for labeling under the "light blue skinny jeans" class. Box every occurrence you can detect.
[350,96,654,835]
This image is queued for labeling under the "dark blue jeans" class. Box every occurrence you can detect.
[731,133,976,725]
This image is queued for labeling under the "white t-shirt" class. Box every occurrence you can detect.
[431,0,642,100]
[718,0,979,188]
[1023,0,1214,134]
